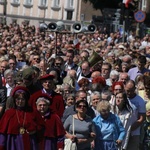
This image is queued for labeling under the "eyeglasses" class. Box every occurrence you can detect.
[78,105,87,108]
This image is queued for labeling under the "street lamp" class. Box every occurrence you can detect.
[3,0,7,25]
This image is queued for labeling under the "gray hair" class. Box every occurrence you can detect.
[36,97,50,106]
[121,62,128,66]
[90,91,101,101]
[4,69,15,78]
[110,70,119,78]
[101,90,112,101]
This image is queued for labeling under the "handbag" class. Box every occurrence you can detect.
[64,116,77,150]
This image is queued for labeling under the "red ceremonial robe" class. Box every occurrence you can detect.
[30,90,65,118]
[39,111,66,150]
[0,108,45,150]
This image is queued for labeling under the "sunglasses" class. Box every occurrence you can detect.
[33,58,40,60]
[18,59,24,62]
[78,105,87,108]
[55,63,61,66]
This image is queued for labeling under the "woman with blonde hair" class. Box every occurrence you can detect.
[93,100,125,150]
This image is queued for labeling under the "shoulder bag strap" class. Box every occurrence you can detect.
[72,115,75,135]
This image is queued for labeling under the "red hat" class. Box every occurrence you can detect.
[11,86,30,99]
[40,74,54,81]
[35,93,52,104]
[92,76,106,86]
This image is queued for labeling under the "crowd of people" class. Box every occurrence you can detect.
[0,21,150,150]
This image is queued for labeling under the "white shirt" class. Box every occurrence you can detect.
[6,83,13,97]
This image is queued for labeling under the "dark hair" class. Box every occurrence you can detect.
[138,55,146,64]
[80,50,90,57]
[75,100,89,108]
[13,91,29,109]
[143,72,150,87]
[102,62,112,70]
[55,56,64,63]
[9,54,16,61]
[66,50,74,57]
[115,92,133,112]
[125,80,136,88]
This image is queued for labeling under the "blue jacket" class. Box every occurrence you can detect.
[93,112,125,141]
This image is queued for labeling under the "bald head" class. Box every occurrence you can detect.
[125,80,136,98]
[91,71,101,80]
[68,69,77,79]
[119,72,129,84]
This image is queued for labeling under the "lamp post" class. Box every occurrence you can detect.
[136,0,142,36]
[3,0,7,25]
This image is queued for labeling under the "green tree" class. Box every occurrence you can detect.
[83,0,122,11]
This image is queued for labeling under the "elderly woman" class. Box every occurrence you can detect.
[64,100,96,150]
[93,100,125,150]
[90,91,101,116]
[36,93,66,150]
[0,86,45,150]
[4,69,16,97]
[64,93,75,108]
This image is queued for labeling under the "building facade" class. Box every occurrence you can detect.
[0,0,101,29]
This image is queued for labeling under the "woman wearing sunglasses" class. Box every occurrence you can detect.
[63,100,96,150]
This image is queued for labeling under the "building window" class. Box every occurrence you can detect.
[11,0,20,6]
[25,0,32,5]
[51,0,60,10]
[23,0,33,7]
[12,0,19,3]
[40,0,47,6]
[53,0,60,7]
[67,11,73,20]
[38,0,47,9]
[67,0,73,8]
[65,0,74,11]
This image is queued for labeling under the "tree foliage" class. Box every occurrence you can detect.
[83,0,122,11]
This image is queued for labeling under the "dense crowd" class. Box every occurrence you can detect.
[0,21,150,150]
